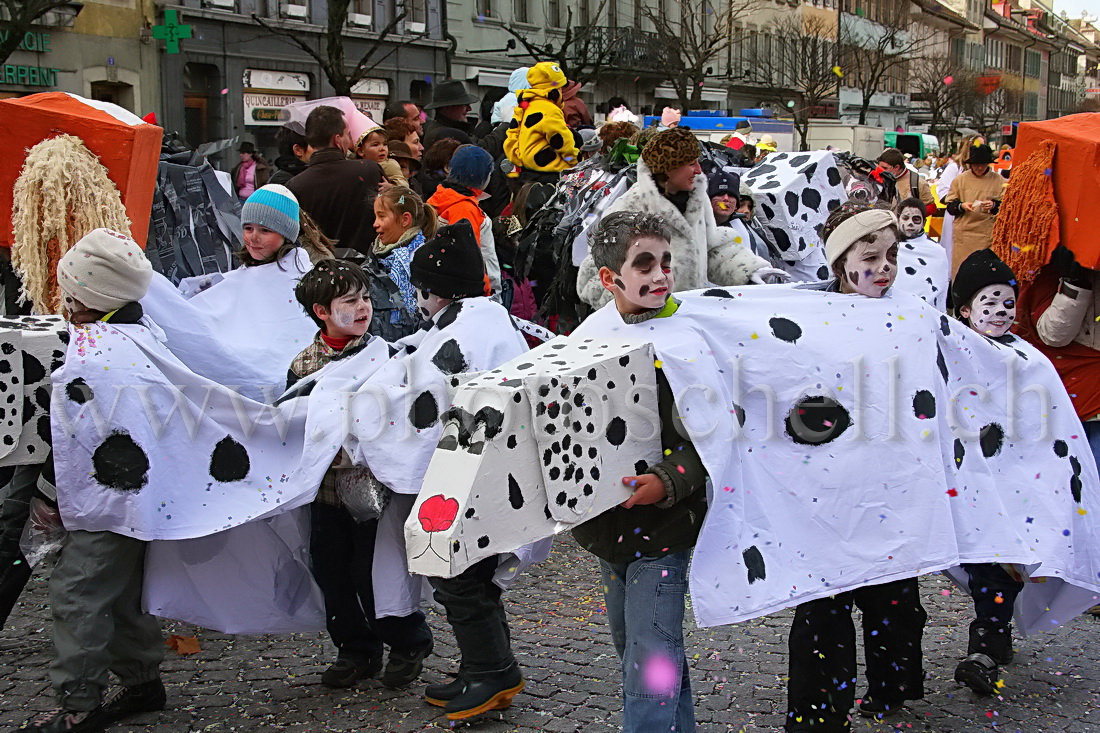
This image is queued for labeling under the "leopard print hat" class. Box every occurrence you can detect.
[640,126,701,174]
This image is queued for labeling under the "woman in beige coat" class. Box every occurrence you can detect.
[943,143,1005,276]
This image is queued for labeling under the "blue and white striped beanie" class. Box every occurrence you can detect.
[242,184,300,243]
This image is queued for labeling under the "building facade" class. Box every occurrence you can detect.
[1,0,158,114]
[154,0,448,158]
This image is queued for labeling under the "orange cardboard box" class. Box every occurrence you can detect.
[0,92,162,249]
[1014,113,1100,269]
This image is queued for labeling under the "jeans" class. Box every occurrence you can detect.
[0,464,38,627]
[599,549,695,733]
[428,556,515,679]
[785,578,926,732]
[50,530,163,711]
[310,503,432,663]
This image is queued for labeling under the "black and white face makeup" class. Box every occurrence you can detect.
[838,229,899,298]
[962,284,1016,337]
[416,288,451,320]
[897,206,925,240]
[611,234,674,311]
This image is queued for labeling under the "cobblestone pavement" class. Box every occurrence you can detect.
[2,536,1098,732]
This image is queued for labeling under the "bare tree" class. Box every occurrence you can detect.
[909,55,973,142]
[643,0,758,110]
[840,9,934,125]
[1079,97,1100,113]
[962,84,1021,139]
[499,0,621,85]
[252,1,422,97]
[744,15,838,151]
[0,0,74,65]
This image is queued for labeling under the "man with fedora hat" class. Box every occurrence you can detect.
[943,142,1006,276]
[423,80,481,149]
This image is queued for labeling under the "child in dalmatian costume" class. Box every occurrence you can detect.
[787,203,928,731]
[575,127,787,310]
[893,197,950,311]
[947,248,1026,695]
[286,260,435,692]
[140,184,319,398]
[570,211,710,733]
[17,229,167,733]
[395,221,536,722]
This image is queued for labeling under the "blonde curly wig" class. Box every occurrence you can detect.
[12,134,131,314]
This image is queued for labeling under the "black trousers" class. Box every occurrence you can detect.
[0,464,38,627]
[310,503,432,663]
[785,578,927,732]
[428,556,515,680]
[963,563,1023,630]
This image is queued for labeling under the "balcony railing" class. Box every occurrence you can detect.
[577,26,665,71]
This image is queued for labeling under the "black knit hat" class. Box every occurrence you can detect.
[410,219,486,299]
[951,248,1017,310]
[708,168,741,199]
[967,143,995,165]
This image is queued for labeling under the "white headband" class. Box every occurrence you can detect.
[825,209,898,268]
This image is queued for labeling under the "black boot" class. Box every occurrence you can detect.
[955,653,999,695]
[857,694,904,718]
[99,679,167,723]
[443,665,525,721]
[320,655,382,688]
[970,622,1014,665]
[380,641,434,689]
[424,674,464,707]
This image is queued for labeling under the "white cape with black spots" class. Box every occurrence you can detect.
[51,320,325,540]
[300,297,541,588]
[894,233,950,311]
[318,297,530,495]
[140,248,315,398]
[743,151,846,264]
[574,288,1100,630]
[142,335,395,634]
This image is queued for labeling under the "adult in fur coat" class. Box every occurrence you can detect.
[576,127,785,309]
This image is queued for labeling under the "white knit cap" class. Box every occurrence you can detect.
[57,228,153,313]
[825,209,898,268]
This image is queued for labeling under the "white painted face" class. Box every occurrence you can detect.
[897,206,925,240]
[839,229,899,298]
[612,234,674,311]
[417,288,452,320]
[325,289,373,339]
[965,284,1016,338]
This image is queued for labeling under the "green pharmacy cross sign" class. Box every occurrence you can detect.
[152,9,193,54]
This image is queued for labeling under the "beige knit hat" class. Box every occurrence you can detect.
[57,228,153,313]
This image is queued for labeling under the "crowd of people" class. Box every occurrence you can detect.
[1,69,1098,733]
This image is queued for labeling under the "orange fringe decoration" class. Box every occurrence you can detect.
[991,140,1057,284]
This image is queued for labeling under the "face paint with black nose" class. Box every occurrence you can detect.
[965,284,1016,337]
[839,228,899,298]
[897,206,925,240]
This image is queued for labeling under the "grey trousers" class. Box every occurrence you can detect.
[49,530,164,711]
